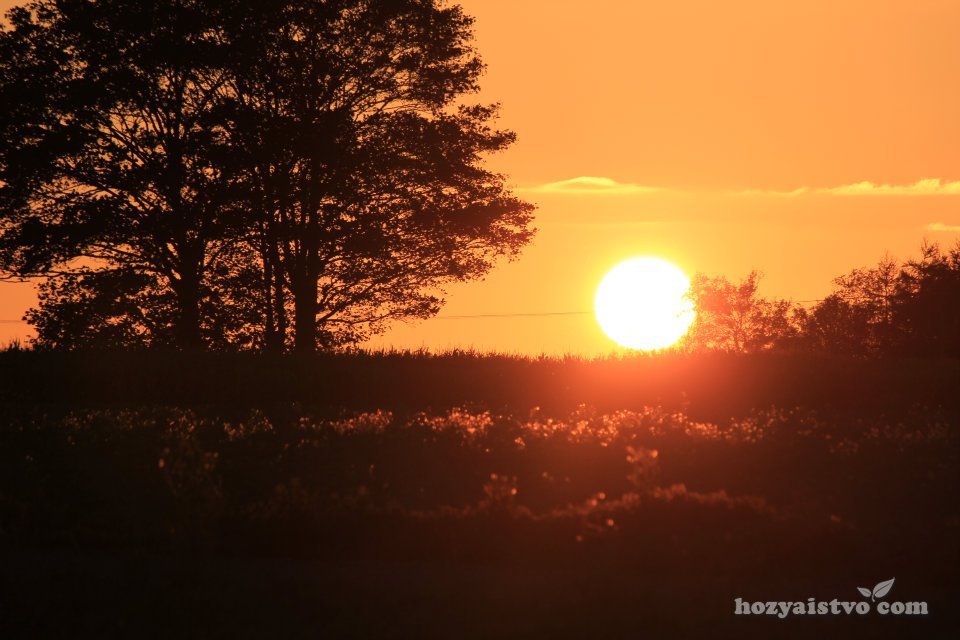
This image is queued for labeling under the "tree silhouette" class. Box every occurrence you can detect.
[0,0,243,349]
[0,0,534,352]
[794,294,873,355]
[829,254,900,351]
[684,271,796,352]
[26,252,264,350]
[220,0,534,352]
[893,242,960,357]
[794,243,960,357]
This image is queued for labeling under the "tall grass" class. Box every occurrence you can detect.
[1,348,956,420]
[1,349,957,637]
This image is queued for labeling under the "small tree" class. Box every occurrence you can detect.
[893,242,960,357]
[794,244,960,357]
[830,254,900,351]
[794,294,874,356]
[25,270,173,350]
[684,271,797,352]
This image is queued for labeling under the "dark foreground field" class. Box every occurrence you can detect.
[1,351,958,638]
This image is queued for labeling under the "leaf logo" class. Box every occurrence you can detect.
[858,578,895,602]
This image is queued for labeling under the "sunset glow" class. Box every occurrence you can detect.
[0,1,956,636]
[2,0,960,356]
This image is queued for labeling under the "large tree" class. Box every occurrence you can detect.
[0,0,245,349]
[0,0,534,352]
[221,0,534,352]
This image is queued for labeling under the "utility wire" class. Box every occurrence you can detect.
[434,299,827,320]
[435,311,590,320]
[0,300,829,324]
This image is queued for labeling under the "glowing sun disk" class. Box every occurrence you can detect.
[594,257,695,350]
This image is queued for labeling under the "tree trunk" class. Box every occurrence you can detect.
[260,232,289,353]
[272,264,288,350]
[174,272,204,350]
[261,246,277,350]
[293,278,317,353]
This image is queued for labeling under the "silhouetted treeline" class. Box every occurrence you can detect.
[1,7,957,358]
[0,0,534,353]
[684,241,960,358]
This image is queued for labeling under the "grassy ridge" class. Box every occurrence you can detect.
[1,349,957,418]
[1,350,957,638]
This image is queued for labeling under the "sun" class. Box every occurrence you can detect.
[594,257,696,351]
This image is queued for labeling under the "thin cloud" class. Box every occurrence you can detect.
[828,178,960,196]
[548,220,669,229]
[737,178,960,197]
[925,222,960,232]
[733,187,810,197]
[524,177,960,198]
[518,176,663,195]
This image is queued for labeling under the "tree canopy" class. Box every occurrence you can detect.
[686,242,960,358]
[0,0,535,352]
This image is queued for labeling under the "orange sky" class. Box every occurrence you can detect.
[2,0,960,354]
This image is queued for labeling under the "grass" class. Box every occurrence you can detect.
[0,349,957,637]
[1,348,957,419]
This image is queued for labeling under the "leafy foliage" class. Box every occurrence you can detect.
[683,271,796,352]
[798,242,960,357]
[687,242,960,357]
[0,0,534,352]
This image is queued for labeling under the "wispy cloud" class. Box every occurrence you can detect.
[828,178,960,196]
[737,178,960,197]
[549,219,670,229]
[518,176,663,196]
[524,176,960,198]
[925,222,960,233]
[733,187,811,197]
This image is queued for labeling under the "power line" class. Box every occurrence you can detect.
[435,310,590,320]
[435,299,827,320]
[0,299,830,324]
